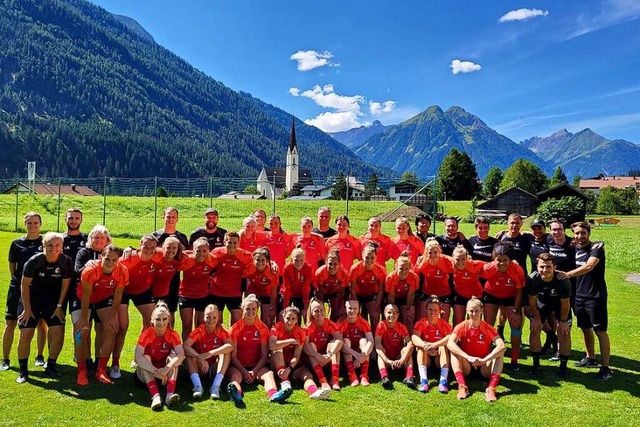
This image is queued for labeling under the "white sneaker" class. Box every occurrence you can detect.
[210,385,221,400]
[151,394,162,410]
[192,385,204,398]
[310,388,331,400]
[165,392,180,406]
[281,380,292,391]
[108,365,121,379]
[34,356,46,367]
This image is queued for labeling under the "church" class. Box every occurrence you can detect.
[256,119,313,199]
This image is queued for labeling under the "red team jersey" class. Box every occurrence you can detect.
[243,261,279,298]
[452,260,487,300]
[314,265,350,296]
[137,327,182,368]
[325,234,362,271]
[210,247,253,297]
[349,261,387,297]
[270,322,307,365]
[413,318,453,343]
[239,231,266,253]
[389,236,425,266]
[483,261,525,299]
[263,232,293,272]
[179,254,218,299]
[305,319,340,354]
[452,320,499,358]
[384,270,420,300]
[120,252,163,295]
[289,234,326,270]
[339,316,372,344]
[79,261,129,304]
[359,233,392,265]
[414,257,454,297]
[188,324,230,362]
[281,262,313,307]
[230,319,270,368]
[376,321,409,359]
[152,257,183,298]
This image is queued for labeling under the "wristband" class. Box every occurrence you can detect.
[56,304,62,308]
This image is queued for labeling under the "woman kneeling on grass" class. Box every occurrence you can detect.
[270,306,331,400]
[183,304,233,400]
[135,301,184,410]
[375,304,415,390]
[227,294,291,407]
[411,295,453,393]
[304,298,343,390]
[447,297,505,402]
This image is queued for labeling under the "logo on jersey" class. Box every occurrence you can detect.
[109,280,115,288]
[254,330,259,338]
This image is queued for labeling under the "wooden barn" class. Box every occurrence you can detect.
[476,187,539,218]
[536,184,589,224]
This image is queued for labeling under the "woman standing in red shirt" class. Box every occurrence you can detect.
[325,216,362,271]
[314,248,350,322]
[349,242,386,332]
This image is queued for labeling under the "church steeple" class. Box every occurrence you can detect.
[286,116,299,191]
[289,117,297,152]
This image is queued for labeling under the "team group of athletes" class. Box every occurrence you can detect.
[1,205,611,410]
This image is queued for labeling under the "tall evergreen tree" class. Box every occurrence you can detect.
[549,166,569,187]
[437,148,481,200]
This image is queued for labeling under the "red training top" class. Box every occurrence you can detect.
[79,260,129,304]
[137,326,182,369]
[452,320,499,358]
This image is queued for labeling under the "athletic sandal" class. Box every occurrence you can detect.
[456,385,469,400]
[485,386,497,402]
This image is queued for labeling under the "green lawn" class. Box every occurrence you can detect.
[0,198,639,426]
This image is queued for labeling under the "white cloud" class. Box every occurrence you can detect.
[568,0,640,39]
[304,111,362,133]
[369,101,396,116]
[499,8,549,23]
[290,50,339,71]
[299,84,363,112]
[450,59,482,75]
[288,87,300,96]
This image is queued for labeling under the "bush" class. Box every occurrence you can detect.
[536,196,585,225]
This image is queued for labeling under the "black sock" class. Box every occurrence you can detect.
[532,352,541,368]
[47,358,57,369]
[560,355,568,370]
[18,358,28,376]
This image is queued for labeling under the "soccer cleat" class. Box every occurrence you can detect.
[438,380,449,394]
[419,379,429,393]
[594,366,612,381]
[402,377,416,389]
[227,383,244,407]
[508,361,520,372]
[45,365,63,379]
[350,377,360,387]
[165,393,180,406]
[192,385,204,399]
[209,385,220,400]
[96,370,113,384]
[456,385,469,400]
[548,351,561,362]
[151,394,162,410]
[77,371,89,386]
[108,365,122,379]
[381,376,393,390]
[360,376,370,387]
[485,386,497,402]
[34,355,45,367]
[575,357,598,368]
[0,359,10,371]
[331,380,341,391]
[320,381,331,390]
[310,388,331,400]
[269,388,292,403]
[16,373,29,384]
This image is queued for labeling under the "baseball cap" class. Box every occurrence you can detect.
[531,218,545,228]
[205,208,218,215]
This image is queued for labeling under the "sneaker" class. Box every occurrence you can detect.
[209,385,220,400]
[456,385,469,400]
[419,379,429,393]
[331,380,341,391]
[310,388,331,400]
[45,365,63,379]
[192,385,204,399]
[402,377,416,389]
[16,373,28,384]
[320,381,331,390]
[485,386,497,402]
[34,355,45,367]
[360,377,370,387]
[281,380,293,391]
[165,393,180,406]
[0,359,10,371]
[381,376,393,390]
[96,370,113,384]
[77,370,89,386]
[594,366,612,381]
[438,380,449,394]
[151,394,162,410]
[269,388,292,403]
[227,383,244,407]
[548,351,561,362]
[575,357,598,368]
[350,377,359,387]
[108,365,122,379]
[557,368,569,379]
[509,361,520,372]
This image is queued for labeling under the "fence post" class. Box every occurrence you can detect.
[57,179,62,232]
[209,177,213,207]
[103,176,107,225]
[154,176,158,230]
[14,180,18,232]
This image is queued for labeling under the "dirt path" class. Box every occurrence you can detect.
[626,273,640,284]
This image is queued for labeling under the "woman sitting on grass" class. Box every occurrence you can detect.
[447,297,505,402]
[304,297,343,390]
[134,301,184,410]
[375,304,415,390]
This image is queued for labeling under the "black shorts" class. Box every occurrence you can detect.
[68,291,81,314]
[179,296,209,312]
[93,296,116,311]
[18,303,65,329]
[453,294,473,307]
[257,295,271,305]
[482,293,516,308]
[574,296,607,332]
[393,297,408,306]
[5,285,21,320]
[421,293,453,305]
[166,273,181,313]
[122,289,156,307]
[358,293,378,304]
[278,295,305,314]
[209,295,242,312]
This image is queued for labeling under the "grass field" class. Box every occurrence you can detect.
[0,197,639,426]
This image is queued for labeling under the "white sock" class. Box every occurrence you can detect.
[419,366,428,381]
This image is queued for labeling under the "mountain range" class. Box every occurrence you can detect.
[329,120,388,150]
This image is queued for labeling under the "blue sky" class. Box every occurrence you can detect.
[89,0,640,143]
